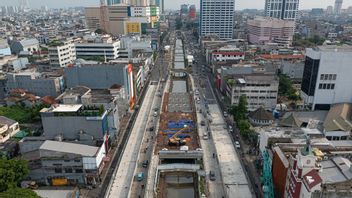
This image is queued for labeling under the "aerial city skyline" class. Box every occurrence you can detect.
[1,0,352,9]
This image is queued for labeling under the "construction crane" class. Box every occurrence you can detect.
[168,126,189,146]
[261,149,274,198]
[100,0,110,34]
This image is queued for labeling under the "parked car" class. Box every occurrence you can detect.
[209,171,216,181]
[137,172,144,181]
[142,160,149,168]
[235,141,241,149]
[200,120,206,126]
[223,111,228,117]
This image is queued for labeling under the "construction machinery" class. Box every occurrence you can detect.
[168,126,189,146]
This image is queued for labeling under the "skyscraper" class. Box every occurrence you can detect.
[107,0,122,5]
[334,0,343,14]
[264,0,299,21]
[200,0,235,39]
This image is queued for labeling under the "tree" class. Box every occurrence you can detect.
[0,158,29,192]
[0,187,40,198]
[230,94,248,122]
[94,29,105,34]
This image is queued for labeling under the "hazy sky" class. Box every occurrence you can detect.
[1,0,352,10]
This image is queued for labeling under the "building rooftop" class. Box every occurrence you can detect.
[319,157,352,184]
[40,140,99,157]
[324,103,352,132]
[248,107,273,121]
[0,116,17,126]
[313,45,352,52]
[303,169,322,191]
[20,38,39,47]
[49,104,82,113]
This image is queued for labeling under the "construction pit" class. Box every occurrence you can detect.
[151,36,204,198]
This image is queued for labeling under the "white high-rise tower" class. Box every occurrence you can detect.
[264,0,299,21]
[200,0,235,39]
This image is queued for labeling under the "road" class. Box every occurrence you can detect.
[106,84,157,198]
[191,76,225,198]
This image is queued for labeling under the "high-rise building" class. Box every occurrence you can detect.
[200,0,235,40]
[130,0,148,6]
[334,0,343,14]
[180,4,188,15]
[247,17,295,46]
[326,5,334,14]
[189,5,196,19]
[264,0,299,21]
[107,0,122,5]
[300,45,352,110]
[85,5,129,36]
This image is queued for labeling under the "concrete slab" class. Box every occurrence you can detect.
[172,80,187,93]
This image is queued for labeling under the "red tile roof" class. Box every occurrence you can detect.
[303,169,322,191]
[212,52,245,56]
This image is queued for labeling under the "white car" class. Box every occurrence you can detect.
[235,141,240,149]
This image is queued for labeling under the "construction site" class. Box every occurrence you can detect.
[152,35,204,198]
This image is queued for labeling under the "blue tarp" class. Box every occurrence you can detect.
[168,119,195,129]
[167,134,191,139]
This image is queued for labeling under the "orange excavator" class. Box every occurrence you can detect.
[168,126,189,146]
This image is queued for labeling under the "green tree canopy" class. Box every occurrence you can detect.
[230,95,248,122]
[0,158,29,192]
[0,187,40,198]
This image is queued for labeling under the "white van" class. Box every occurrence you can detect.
[203,132,208,140]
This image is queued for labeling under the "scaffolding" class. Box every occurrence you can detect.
[262,149,274,198]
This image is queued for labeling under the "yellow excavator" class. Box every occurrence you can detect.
[168,125,189,146]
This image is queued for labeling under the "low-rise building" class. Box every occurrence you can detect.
[40,104,118,143]
[6,69,64,97]
[248,107,274,126]
[75,35,120,61]
[247,17,295,46]
[0,116,20,143]
[48,39,76,67]
[323,103,352,141]
[28,140,106,186]
[211,46,245,63]
[220,64,279,111]
[10,38,39,55]
[0,39,11,56]
[64,63,134,108]
[301,45,352,110]
[119,35,152,58]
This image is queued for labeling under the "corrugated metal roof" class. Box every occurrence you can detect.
[20,38,39,47]
[324,103,352,132]
[40,140,99,156]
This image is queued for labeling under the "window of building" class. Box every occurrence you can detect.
[75,169,83,173]
[328,74,333,80]
[65,168,73,173]
[324,74,328,80]
[327,84,331,89]
[54,168,62,173]
[319,84,323,89]
[322,84,327,89]
[331,84,335,89]
[332,74,337,80]
[74,159,81,163]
